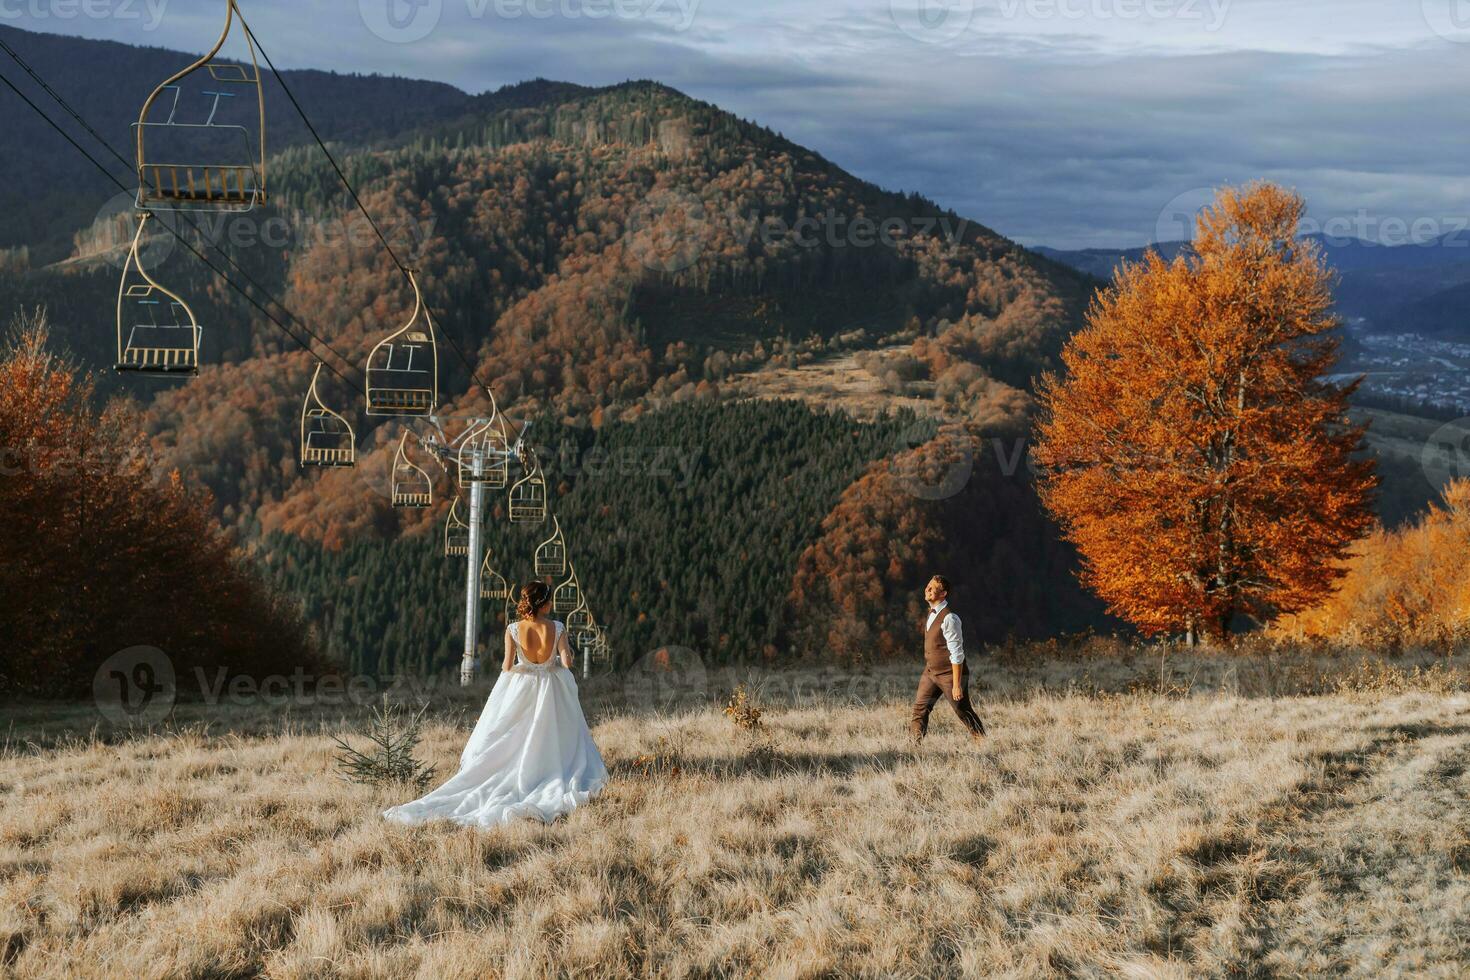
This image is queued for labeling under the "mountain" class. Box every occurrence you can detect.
[1033,242,1188,280]
[0,26,1108,670]
[1039,233,1470,339]
[1377,278,1470,338]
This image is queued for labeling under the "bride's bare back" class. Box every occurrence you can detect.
[519,620,555,664]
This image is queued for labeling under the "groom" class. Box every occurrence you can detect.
[909,575,985,743]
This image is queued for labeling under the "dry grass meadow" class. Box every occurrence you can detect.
[723,345,940,421]
[3,645,1469,978]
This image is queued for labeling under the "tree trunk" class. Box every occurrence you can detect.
[1212,609,1234,646]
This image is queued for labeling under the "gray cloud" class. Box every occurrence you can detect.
[7,0,1466,247]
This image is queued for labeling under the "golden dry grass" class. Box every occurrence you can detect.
[2,654,1468,978]
[723,345,940,420]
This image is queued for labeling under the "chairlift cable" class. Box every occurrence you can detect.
[6,18,610,664]
[238,19,503,403]
[0,65,360,390]
[0,38,366,386]
[0,34,129,176]
[238,18,411,277]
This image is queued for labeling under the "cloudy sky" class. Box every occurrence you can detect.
[10,0,1470,247]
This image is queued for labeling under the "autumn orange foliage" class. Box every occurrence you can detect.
[1033,184,1377,641]
[0,312,321,697]
[1275,478,1470,649]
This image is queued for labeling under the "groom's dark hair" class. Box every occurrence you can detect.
[930,574,952,593]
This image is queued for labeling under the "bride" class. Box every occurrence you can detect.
[383,581,609,828]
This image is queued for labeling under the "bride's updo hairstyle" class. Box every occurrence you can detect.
[516,581,551,621]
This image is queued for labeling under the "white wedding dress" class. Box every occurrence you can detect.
[383,620,608,828]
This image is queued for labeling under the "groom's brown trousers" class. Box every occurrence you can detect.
[910,609,985,741]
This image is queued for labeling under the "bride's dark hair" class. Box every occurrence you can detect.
[516,581,551,621]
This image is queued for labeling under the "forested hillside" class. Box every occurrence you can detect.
[0,27,1109,674]
[262,401,950,674]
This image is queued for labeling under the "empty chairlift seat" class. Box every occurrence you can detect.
[366,271,438,417]
[534,517,567,577]
[134,0,266,212]
[391,431,433,508]
[457,411,511,489]
[479,553,510,601]
[299,363,356,467]
[115,214,201,375]
[444,498,470,557]
[508,450,547,524]
[553,565,583,615]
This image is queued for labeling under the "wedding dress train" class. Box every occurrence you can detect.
[383,620,608,828]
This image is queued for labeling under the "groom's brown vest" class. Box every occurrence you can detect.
[924,606,965,677]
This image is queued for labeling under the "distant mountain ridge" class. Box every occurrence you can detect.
[1039,233,1470,340]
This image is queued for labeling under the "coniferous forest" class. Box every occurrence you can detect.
[261,401,940,677]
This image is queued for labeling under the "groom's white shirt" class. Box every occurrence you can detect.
[926,600,965,665]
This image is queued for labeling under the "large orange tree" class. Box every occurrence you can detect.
[1033,183,1376,642]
